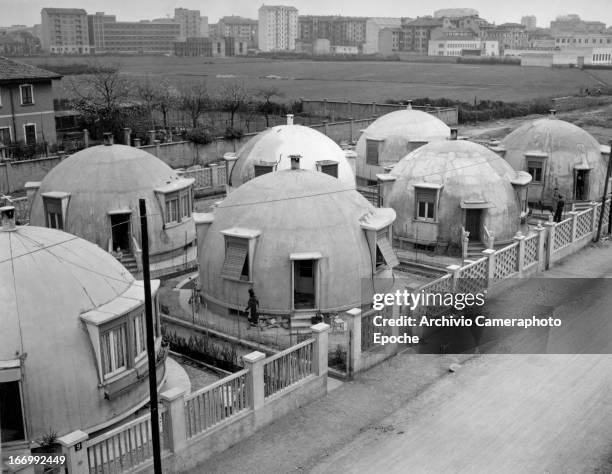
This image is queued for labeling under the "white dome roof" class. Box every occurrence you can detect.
[229,123,355,187]
[0,224,150,439]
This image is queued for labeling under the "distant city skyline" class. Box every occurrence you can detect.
[1,0,610,27]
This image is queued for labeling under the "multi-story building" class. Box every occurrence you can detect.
[428,38,498,56]
[218,16,258,47]
[400,17,445,53]
[484,23,529,54]
[521,15,537,30]
[258,5,298,52]
[298,16,368,50]
[174,8,201,39]
[174,36,248,57]
[200,16,209,37]
[88,13,180,54]
[363,17,402,54]
[550,15,606,35]
[554,33,612,49]
[40,8,90,54]
[0,57,61,151]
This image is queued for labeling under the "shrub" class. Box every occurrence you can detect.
[185,127,213,145]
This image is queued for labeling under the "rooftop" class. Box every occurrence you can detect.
[0,56,62,84]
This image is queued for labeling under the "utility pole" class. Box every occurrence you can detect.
[139,199,162,474]
[595,140,612,242]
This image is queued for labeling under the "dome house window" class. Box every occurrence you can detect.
[414,184,441,222]
[316,160,339,178]
[42,192,70,230]
[0,362,26,445]
[254,162,276,177]
[220,228,260,282]
[366,138,382,165]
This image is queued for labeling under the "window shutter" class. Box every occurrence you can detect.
[320,163,338,178]
[415,187,436,202]
[222,240,249,279]
[377,236,399,268]
[366,139,380,165]
[254,164,274,177]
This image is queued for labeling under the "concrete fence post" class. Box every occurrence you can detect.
[590,201,598,234]
[83,129,89,148]
[311,323,330,377]
[544,221,556,269]
[133,137,142,148]
[322,120,329,136]
[148,130,156,145]
[160,387,187,453]
[372,101,377,116]
[568,211,578,242]
[243,351,266,411]
[461,230,470,260]
[345,308,362,377]
[58,430,89,474]
[154,139,161,157]
[323,98,328,116]
[446,264,461,293]
[514,234,526,276]
[481,249,496,289]
[209,163,219,188]
[349,117,355,142]
[123,127,131,146]
[347,100,352,117]
[535,224,546,272]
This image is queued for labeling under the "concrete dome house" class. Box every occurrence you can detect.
[29,140,196,279]
[197,165,398,329]
[355,105,451,185]
[380,139,532,252]
[224,114,356,191]
[0,206,166,453]
[499,114,608,207]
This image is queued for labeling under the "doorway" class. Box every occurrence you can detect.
[574,169,589,201]
[293,260,316,310]
[0,381,26,443]
[110,213,131,252]
[465,209,482,242]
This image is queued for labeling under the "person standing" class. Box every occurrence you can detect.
[554,195,565,222]
[245,288,259,327]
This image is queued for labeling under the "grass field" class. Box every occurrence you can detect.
[20,55,612,103]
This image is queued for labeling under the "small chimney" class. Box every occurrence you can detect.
[549,109,557,118]
[289,154,301,170]
[450,128,458,140]
[103,132,114,146]
[406,100,412,110]
[0,206,16,231]
[287,114,294,125]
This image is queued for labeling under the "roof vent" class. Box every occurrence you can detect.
[0,206,16,232]
[287,114,294,125]
[289,154,301,170]
[103,132,114,146]
[450,128,458,140]
[406,100,412,110]
[549,109,557,118]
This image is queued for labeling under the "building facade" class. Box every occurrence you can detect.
[554,34,612,49]
[88,13,181,54]
[550,15,606,35]
[0,57,61,151]
[428,38,498,56]
[174,8,201,39]
[298,16,368,51]
[258,5,298,52]
[218,16,258,47]
[40,8,90,54]
[174,36,248,57]
[521,15,537,30]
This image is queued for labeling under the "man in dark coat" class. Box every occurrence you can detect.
[245,288,259,326]
[554,196,565,222]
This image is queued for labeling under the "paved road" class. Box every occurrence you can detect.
[313,242,612,474]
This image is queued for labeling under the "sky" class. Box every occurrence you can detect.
[1,0,610,27]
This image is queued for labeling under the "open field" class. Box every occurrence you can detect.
[19,55,611,103]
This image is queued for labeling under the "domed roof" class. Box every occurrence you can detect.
[391,139,528,183]
[387,140,530,244]
[363,108,451,141]
[201,170,394,312]
[1,223,138,438]
[229,122,356,187]
[501,117,602,158]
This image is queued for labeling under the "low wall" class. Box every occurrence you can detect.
[0,155,64,194]
[551,95,612,112]
[300,98,459,125]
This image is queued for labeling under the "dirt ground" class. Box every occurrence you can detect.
[188,240,612,474]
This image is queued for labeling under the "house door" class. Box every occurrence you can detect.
[574,170,589,201]
[465,209,482,242]
[110,213,131,252]
[293,260,316,310]
[24,124,36,146]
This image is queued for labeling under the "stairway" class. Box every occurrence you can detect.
[572,201,592,212]
[465,241,487,260]
[291,311,318,331]
[117,252,139,274]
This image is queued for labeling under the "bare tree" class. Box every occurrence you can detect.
[66,61,134,138]
[135,78,157,130]
[218,81,249,130]
[154,80,180,130]
[179,82,209,128]
[256,86,284,127]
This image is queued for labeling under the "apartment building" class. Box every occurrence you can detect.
[174,8,201,39]
[40,8,90,54]
[298,16,368,49]
[258,5,298,52]
[218,16,258,47]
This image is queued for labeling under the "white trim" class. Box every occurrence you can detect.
[0,110,54,119]
[22,122,36,145]
[19,84,34,106]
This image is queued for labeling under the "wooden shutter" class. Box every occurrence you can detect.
[320,163,338,178]
[222,239,248,279]
[366,139,380,165]
[254,164,274,177]
[377,236,399,268]
[415,187,436,203]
